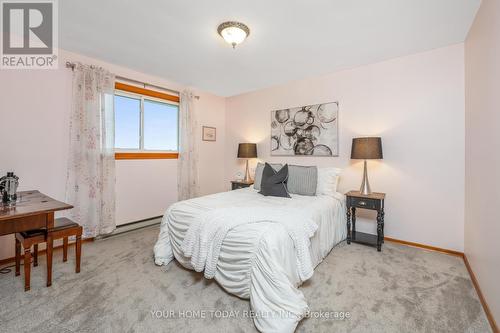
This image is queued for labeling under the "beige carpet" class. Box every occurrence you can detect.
[0,225,491,333]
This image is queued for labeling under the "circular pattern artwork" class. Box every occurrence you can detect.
[271,102,338,156]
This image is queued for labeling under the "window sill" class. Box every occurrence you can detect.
[115,152,179,160]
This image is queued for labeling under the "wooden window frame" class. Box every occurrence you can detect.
[115,152,178,160]
[115,82,180,103]
[114,82,179,160]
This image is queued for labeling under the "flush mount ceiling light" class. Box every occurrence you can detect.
[217,21,250,49]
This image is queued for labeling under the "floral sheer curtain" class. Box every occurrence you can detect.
[178,90,199,200]
[66,63,116,238]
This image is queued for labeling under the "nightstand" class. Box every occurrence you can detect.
[230,180,254,190]
[346,191,386,251]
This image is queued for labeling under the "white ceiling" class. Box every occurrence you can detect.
[59,0,480,97]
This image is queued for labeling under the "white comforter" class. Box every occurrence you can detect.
[154,187,346,333]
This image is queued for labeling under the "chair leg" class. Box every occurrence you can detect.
[46,235,53,287]
[63,237,68,262]
[15,238,21,276]
[75,235,81,273]
[23,247,31,291]
[33,244,38,267]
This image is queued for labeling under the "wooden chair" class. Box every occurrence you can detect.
[15,217,83,291]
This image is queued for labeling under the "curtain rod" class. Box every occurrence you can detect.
[65,61,200,99]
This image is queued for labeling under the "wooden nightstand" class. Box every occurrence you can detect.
[230,180,254,190]
[346,191,386,251]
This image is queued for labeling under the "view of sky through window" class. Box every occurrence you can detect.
[114,94,178,151]
[144,100,178,151]
[115,95,140,149]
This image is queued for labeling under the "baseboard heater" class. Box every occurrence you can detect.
[97,216,162,239]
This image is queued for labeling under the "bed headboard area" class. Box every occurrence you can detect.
[254,162,341,197]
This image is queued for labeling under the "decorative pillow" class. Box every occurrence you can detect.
[259,163,290,198]
[287,165,318,196]
[316,167,342,196]
[253,162,283,190]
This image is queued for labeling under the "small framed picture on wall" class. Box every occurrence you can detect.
[202,126,216,141]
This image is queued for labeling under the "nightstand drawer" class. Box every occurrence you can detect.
[350,197,379,210]
[231,181,254,190]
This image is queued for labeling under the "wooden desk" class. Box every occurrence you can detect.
[0,190,73,289]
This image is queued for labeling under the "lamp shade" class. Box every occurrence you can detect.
[351,137,383,159]
[238,143,257,158]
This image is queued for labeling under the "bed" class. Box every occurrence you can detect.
[154,186,346,332]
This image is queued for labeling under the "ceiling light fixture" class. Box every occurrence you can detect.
[217,21,250,49]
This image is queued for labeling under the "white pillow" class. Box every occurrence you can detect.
[316,167,342,196]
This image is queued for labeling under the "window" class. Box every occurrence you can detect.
[114,83,179,159]
[115,95,141,150]
[143,100,178,151]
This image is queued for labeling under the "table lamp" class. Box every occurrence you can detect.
[238,143,257,183]
[351,137,383,195]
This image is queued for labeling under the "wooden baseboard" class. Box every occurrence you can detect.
[384,237,464,257]
[463,254,498,333]
[0,238,94,267]
[385,236,497,332]
[0,256,15,266]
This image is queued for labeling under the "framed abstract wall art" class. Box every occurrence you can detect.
[271,102,339,156]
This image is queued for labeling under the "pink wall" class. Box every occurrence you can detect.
[226,44,465,251]
[465,0,500,324]
[0,49,226,260]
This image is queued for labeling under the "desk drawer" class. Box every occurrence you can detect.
[0,214,46,235]
[350,197,378,210]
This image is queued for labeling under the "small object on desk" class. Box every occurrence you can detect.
[0,172,19,204]
[346,190,385,251]
[231,180,254,190]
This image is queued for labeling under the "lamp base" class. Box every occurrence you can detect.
[359,160,372,195]
[243,159,252,183]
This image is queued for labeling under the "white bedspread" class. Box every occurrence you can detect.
[154,187,346,333]
[181,206,319,281]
